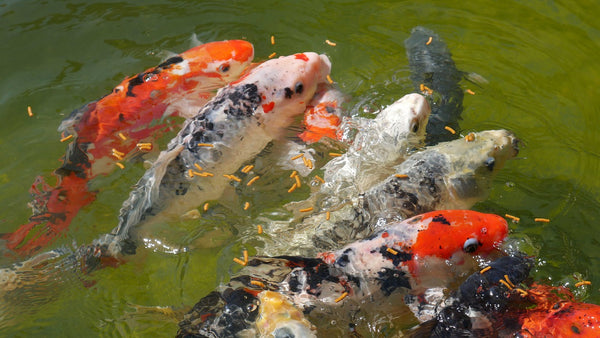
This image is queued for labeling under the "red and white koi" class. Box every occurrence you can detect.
[4,40,255,256]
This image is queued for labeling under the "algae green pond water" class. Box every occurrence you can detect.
[1,0,599,336]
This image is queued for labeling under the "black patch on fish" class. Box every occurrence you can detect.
[157,55,184,69]
[325,105,335,115]
[205,83,261,119]
[126,73,145,97]
[275,256,341,294]
[177,289,258,338]
[376,268,411,296]
[123,56,180,98]
[379,246,413,266]
[432,214,451,225]
[335,248,353,267]
[55,142,91,178]
[284,87,294,99]
[295,82,303,94]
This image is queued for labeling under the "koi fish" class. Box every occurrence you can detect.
[405,26,465,145]
[3,40,255,256]
[517,283,600,337]
[414,255,600,337]
[255,291,316,337]
[177,210,509,337]
[98,52,331,257]
[262,129,519,256]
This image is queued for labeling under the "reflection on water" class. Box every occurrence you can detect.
[1,0,600,336]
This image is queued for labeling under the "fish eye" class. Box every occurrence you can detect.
[463,238,480,253]
[246,302,258,312]
[484,157,495,171]
[295,82,303,94]
[218,63,230,72]
[411,121,420,133]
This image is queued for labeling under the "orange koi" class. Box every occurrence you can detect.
[4,40,254,255]
[518,283,600,337]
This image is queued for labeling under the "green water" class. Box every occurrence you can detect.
[1,0,599,336]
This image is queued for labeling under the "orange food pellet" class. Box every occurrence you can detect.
[233,257,246,266]
[335,292,348,303]
[247,176,260,186]
[444,126,456,134]
[60,134,74,143]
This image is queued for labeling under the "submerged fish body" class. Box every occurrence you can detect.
[264,129,519,255]
[518,284,600,337]
[415,255,600,337]
[256,291,316,338]
[317,93,430,207]
[101,52,332,256]
[177,210,508,337]
[405,26,464,145]
[4,40,255,255]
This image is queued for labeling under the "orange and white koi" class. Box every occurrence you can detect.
[99,52,331,257]
[3,40,254,255]
[176,210,508,337]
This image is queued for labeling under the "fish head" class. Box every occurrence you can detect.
[441,130,519,207]
[256,291,316,337]
[183,39,254,82]
[235,52,332,131]
[376,93,431,151]
[408,210,508,263]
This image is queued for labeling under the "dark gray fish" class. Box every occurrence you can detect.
[405,26,465,145]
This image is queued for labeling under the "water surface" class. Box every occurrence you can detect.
[1,0,599,336]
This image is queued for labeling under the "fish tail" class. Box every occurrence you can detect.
[4,173,95,255]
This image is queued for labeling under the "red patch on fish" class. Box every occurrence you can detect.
[298,101,342,143]
[294,53,309,61]
[262,101,275,113]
